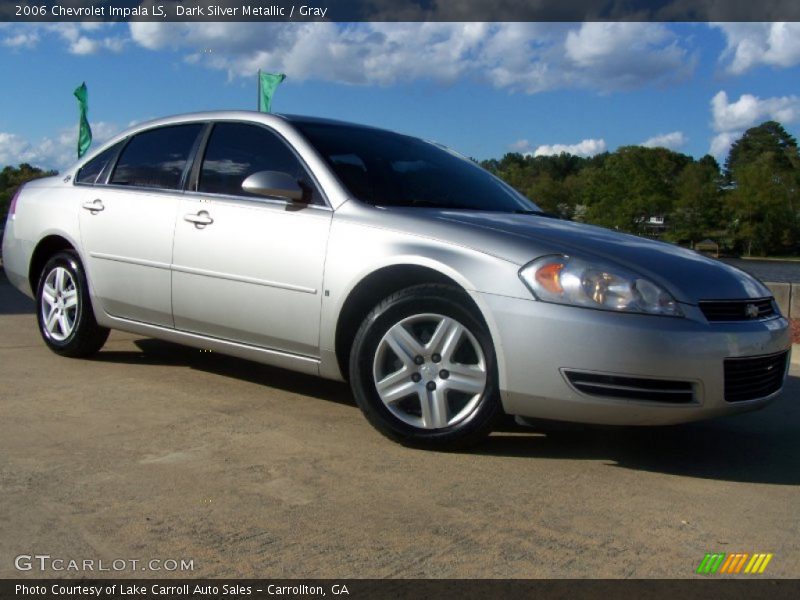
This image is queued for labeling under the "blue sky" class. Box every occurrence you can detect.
[0,21,798,170]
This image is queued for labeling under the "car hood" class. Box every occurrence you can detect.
[429,211,771,304]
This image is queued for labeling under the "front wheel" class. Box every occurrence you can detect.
[349,284,502,449]
[36,251,109,357]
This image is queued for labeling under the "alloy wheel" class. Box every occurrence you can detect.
[40,266,79,342]
[372,313,487,429]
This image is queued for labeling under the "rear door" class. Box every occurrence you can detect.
[171,121,332,356]
[78,123,204,326]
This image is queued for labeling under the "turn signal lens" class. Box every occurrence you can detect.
[534,262,564,294]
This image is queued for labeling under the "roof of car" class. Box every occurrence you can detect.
[128,110,381,132]
[72,110,403,172]
[280,114,384,130]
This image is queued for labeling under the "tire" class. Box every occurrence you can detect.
[349,284,502,450]
[35,251,109,358]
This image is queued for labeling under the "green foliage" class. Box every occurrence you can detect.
[725,122,800,256]
[482,151,604,220]
[725,121,800,255]
[581,146,691,233]
[725,121,799,183]
[0,163,58,221]
[482,121,800,256]
[665,156,723,245]
[728,156,799,255]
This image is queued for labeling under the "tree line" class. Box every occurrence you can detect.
[1,120,798,256]
[481,120,800,257]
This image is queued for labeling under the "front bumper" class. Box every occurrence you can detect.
[481,292,791,425]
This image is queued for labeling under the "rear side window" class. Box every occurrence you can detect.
[197,122,322,204]
[75,141,124,185]
[110,124,203,190]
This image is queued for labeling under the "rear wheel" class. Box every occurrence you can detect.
[36,251,109,357]
[349,284,502,449]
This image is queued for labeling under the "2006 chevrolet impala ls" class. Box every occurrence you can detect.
[2,112,791,448]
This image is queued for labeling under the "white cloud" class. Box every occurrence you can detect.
[50,23,125,55]
[533,138,607,158]
[127,21,693,94]
[563,22,693,90]
[508,139,532,153]
[0,132,37,166]
[1,23,124,55]
[709,131,740,160]
[1,21,695,93]
[711,90,800,132]
[69,36,100,55]
[713,22,800,74]
[129,20,177,51]
[2,30,39,49]
[708,90,800,158]
[0,122,121,171]
[641,131,687,150]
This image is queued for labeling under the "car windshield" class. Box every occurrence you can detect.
[293,121,542,213]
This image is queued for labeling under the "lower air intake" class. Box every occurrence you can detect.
[564,370,695,404]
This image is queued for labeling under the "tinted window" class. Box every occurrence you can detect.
[75,141,124,185]
[294,121,540,213]
[198,123,322,204]
[110,124,203,190]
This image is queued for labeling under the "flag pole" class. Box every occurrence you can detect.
[257,69,261,111]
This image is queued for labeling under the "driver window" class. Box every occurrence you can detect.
[197,122,322,204]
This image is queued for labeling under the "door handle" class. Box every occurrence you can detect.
[184,211,214,227]
[82,199,104,212]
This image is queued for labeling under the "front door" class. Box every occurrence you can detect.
[171,122,332,357]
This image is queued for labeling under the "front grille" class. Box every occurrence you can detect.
[724,351,788,402]
[699,298,777,322]
[564,371,695,404]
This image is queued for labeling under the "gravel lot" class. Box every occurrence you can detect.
[1,269,799,579]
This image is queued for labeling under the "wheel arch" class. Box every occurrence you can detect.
[332,262,503,385]
[28,233,80,292]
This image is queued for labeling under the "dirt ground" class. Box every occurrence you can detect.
[1,270,799,579]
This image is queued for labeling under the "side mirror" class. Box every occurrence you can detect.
[241,170,305,202]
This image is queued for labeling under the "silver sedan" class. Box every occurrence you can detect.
[2,111,791,448]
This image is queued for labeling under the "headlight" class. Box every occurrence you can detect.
[519,254,683,317]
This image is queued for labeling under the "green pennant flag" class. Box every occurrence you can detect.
[258,71,286,113]
[73,82,92,158]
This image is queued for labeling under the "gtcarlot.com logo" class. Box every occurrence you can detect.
[15,554,194,572]
[696,552,773,575]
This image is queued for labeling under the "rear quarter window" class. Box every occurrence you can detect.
[75,141,125,185]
